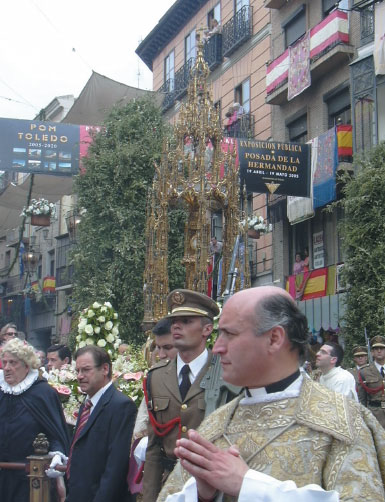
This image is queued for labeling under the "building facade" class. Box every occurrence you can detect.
[265,0,384,334]
[137,0,274,288]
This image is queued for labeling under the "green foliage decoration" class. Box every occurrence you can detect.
[337,142,385,352]
[71,98,168,345]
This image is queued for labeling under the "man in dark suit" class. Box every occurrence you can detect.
[66,345,137,502]
[142,289,219,502]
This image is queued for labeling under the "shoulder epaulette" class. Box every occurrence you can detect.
[147,358,171,372]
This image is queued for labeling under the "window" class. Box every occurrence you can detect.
[5,250,11,267]
[287,114,307,143]
[323,0,348,17]
[164,50,175,91]
[360,5,374,45]
[282,5,306,48]
[38,257,42,280]
[325,87,351,128]
[235,78,250,113]
[49,250,55,276]
[185,30,196,63]
[208,2,221,27]
[236,0,249,12]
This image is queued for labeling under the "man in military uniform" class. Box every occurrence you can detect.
[348,345,368,383]
[158,287,385,502]
[357,335,385,428]
[142,289,219,502]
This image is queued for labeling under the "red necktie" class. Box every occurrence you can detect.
[66,399,92,479]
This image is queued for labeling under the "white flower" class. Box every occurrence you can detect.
[78,341,86,348]
[94,327,101,334]
[100,306,107,313]
[111,326,119,336]
[105,321,113,331]
[97,339,107,347]
[113,313,118,319]
[104,302,112,308]
[106,333,115,343]
[93,302,101,309]
[85,324,94,334]
[97,316,105,323]
[78,319,87,329]
[87,309,95,318]
[76,335,81,342]
[86,338,95,345]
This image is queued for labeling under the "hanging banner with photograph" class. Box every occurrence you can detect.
[237,138,310,196]
[0,118,101,176]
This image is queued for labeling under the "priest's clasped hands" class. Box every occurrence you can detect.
[174,429,249,500]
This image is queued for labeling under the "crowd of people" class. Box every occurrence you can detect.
[1,285,385,501]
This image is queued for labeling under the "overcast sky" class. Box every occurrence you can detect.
[0,0,175,120]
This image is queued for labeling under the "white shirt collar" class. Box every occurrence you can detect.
[240,374,303,405]
[88,380,113,412]
[374,361,385,373]
[0,368,39,395]
[177,349,208,384]
[321,366,341,381]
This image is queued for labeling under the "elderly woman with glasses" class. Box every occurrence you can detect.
[0,338,69,501]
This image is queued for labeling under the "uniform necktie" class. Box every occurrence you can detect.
[179,364,191,400]
[66,399,92,478]
[381,367,385,378]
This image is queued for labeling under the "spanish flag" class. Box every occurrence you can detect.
[302,267,328,300]
[43,276,56,293]
[336,124,352,159]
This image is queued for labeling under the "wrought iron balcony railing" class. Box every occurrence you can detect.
[223,113,255,139]
[159,79,176,112]
[203,33,223,71]
[174,58,194,100]
[222,5,253,57]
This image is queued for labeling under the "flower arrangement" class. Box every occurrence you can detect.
[76,301,121,355]
[46,363,82,424]
[242,215,272,234]
[21,198,56,218]
[112,350,148,405]
[47,348,148,424]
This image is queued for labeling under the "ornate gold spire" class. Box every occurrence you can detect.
[143,35,249,324]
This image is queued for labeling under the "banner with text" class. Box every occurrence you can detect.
[238,139,310,196]
[0,118,101,176]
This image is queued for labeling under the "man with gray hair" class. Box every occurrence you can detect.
[158,286,385,502]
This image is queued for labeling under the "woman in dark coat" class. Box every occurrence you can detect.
[0,338,69,501]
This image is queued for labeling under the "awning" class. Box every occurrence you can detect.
[298,292,347,332]
[0,174,73,234]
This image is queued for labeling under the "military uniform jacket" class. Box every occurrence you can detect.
[357,363,385,428]
[348,366,359,383]
[142,353,212,502]
[158,377,385,502]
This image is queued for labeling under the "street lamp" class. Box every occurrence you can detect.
[22,249,40,274]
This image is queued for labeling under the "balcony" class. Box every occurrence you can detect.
[5,274,25,295]
[159,59,194,112]
[203,33,222,71]
[174,58,194,100]
[264,0,287,8]
[159,79,176,112]
[223,113,255,139]
[266,10,354,105]
[222,5,253,57]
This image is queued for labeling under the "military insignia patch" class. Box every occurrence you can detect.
[172,291,185,305]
